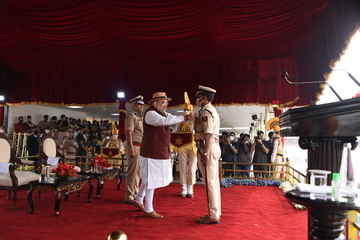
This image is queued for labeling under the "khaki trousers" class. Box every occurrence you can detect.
[125,144,141,201]
[197,142,221,219]
[272,157,283,179]
[179,149,197,185]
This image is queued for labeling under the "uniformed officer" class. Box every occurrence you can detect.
[194,85,221,224]
[176,92,198,198]
[124,95,145,204]
[61,128,79,160]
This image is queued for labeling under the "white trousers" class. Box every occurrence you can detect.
[135,157,172,213]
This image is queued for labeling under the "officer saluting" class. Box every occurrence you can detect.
[194,85,221,224]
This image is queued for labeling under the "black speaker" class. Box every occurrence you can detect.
[251,114,257,121]
[251,123,254,127]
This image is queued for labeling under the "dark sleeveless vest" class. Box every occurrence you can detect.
[140,106,170,159]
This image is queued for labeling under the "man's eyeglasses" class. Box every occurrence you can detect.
[159,101,168,105]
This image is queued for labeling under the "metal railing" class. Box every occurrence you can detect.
[221,157,307,184]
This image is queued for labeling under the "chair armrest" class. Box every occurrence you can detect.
[33,161,43,174]
[8,164,19,187]
[21,158,38,165]
[56,152,65,160]
[9,154,23,165]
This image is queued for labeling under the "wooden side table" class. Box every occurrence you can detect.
[27,176,93,216]
[77,168,122,199]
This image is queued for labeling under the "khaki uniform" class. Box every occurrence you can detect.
[49,121,58,131]
[38,120,50,134]
[177,121,197,186]
[195,103,221,219]
[124,111,143,202]
[62,137,78,160]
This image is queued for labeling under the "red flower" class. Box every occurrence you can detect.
[353,91,360,98]
[52,163,78,178]
[90,155,112,169]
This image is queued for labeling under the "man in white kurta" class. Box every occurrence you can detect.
[132,92,196,219]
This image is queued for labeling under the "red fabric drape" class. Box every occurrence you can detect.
[0,0,358,107]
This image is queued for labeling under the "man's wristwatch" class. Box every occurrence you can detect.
[203,153,209,156]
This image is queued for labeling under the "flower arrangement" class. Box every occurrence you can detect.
[279,181,306,210]
[17,165,35,171]
[279,181,295,193]
[51,163,79,178]
[90,155,112,169]
[17,164,45,171]
[221,177,283,188]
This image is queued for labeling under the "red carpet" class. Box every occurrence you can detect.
[0,179,307,239]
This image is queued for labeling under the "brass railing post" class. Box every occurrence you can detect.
[347,210,360,240]
[285,158,290,182]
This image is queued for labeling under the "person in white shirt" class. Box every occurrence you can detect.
[132,92,196,219]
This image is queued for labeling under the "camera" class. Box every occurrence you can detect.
[255,131,263,140]
[220,132,229,140]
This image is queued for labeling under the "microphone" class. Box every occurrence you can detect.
[283,69,360,88]
[348,73,360,87]
[282,69,342,101]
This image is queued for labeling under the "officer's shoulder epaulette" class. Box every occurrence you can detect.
[203,108,213,117]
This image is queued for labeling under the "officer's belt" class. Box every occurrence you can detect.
[133,142,141,147]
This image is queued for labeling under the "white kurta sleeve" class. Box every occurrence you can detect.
[145,110,184,127]
[270,138,278,162]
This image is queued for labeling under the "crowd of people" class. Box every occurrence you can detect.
[220,125,283,178]
[13,114,120,160]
